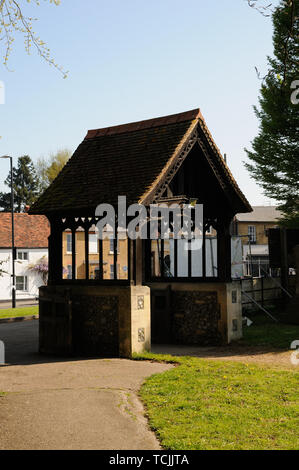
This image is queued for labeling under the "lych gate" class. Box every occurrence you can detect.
[29,109,252,357]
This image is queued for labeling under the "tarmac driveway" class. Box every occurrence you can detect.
[0,321,171,450]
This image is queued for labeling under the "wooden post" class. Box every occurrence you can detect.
[143,238,151,282]
[202,227,206,278]
[113,237,118,280]
[174,238,178,278]
[188,238,192,278]
[128,238,132,283]
[48,218,63,285]
[160,239,165,278]
[217,217,232,282]
[85,226,89,280]
[135,238,143,285]
[280,228,289,298]
[99,238,103,280]
[71,227,76,280]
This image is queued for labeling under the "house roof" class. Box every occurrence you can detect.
[29,108,252,216]
[236,206,282,223]
[0,213,50,248]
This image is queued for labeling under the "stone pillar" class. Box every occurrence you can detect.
[119,285,151,357]
[39,284,151,358]
[226,281,243,343]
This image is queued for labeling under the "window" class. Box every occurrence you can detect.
[67,265,72,280]
[109,238,119,254]
[109,263,120,279]
[16,276,28,291]
[248,225,257,243]
[110,264,114,279]
[89,234,98,254]
[17,251,28,261]
[66,233,72,253]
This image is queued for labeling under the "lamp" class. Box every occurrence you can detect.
[0,156,16,308]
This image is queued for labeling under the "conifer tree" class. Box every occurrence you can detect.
[0,155,40,212]
[245,0,299,227]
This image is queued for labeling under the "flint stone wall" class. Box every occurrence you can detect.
[172,290,222,345]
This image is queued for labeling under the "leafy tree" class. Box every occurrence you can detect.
[36,148,71,193]
[245,0,299,227]
[0,0,67,77]
[29,256,48,284]
[0,155,40,212]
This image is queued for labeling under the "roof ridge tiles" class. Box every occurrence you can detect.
[85,108,202,139]
[29,107,252,216]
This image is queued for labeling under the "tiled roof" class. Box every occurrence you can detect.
[30,108,251,215]
[0,213,49,248]
[236,206,282,223]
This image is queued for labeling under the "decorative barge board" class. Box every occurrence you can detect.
[30,108,252,357]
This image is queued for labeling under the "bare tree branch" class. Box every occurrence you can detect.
[0,0,68,77]
[247,0,274,17]
[246,0,297,86]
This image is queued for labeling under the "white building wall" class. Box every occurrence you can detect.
[0,248,48,301]
[167,236,243,279]
[231,236,243,279]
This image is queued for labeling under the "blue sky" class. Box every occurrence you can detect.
[0,0,279,205]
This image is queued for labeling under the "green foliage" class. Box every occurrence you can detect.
[241,314,299,349]
[0,155,40,212]
[0,306,38,318]
[135,353,299,450]
[245,0,299,227]
[36,148,71,193]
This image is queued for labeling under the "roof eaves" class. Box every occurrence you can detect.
[198,116,252,212]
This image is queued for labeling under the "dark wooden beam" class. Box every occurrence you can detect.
[160,239,165,278]
[174,238,178,278]
[99,238,103,280]
[85,227,89,280]
[188,238,192,278]
[202,228,206,279]
[48,218,63,285]
[71,227,76,280]
[217,217,232,282]
[135,238,143,285]
[113,236,118,280]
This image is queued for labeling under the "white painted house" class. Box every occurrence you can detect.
[0,213,49,301]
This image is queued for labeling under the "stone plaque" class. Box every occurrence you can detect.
[137,295,144,310]
[138,328,145,342]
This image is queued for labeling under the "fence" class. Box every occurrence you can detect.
[242,259,280,278]
[240,276,296,312]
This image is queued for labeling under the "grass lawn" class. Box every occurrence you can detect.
[135,352,299,450]
[241,314,299,349]
[0,306,38,319]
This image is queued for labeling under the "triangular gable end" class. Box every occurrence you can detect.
[29,109,251,217]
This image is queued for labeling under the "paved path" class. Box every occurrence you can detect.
[152,344,298,370]
[0,300,38,309]
[0,321,171,450]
